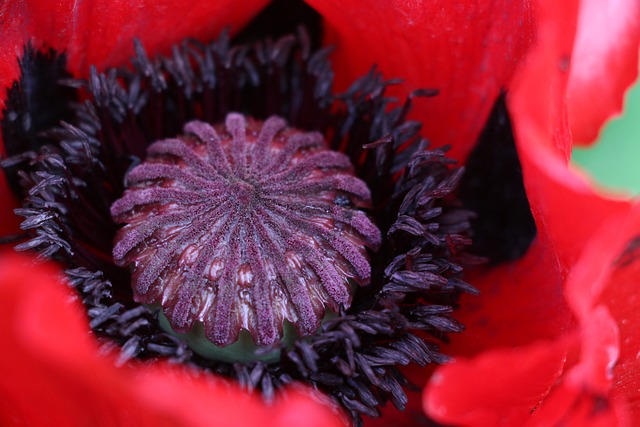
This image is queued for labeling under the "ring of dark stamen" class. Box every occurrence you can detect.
[1,29,476,426]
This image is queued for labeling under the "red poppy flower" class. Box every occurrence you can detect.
[1,1,639,426]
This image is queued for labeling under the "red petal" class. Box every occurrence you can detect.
[517,139,632,271]
[306,0,534,162]
[508,0,577,160]
[604,257,640,418]
[425,0,640,423]
[424,340,569,426]
[0,252,346,427]
[0,0,268,101]
[424,184,640,425]
[129,366,346,427]
[446,239,572,357]
[525,205,640,427]
[567,0,640,144]
[509,0,634,271]
[423,207,640,426]
[593,207,640,423]
[527,383,628,427]
[422,239,573,425]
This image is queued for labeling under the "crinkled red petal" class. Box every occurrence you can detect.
[594,207,640,423]
[603,258,640,422]
[519,144,633,271]
[306,0,534,162]
[423,206,640,426]
[424,0,640,423]
[567,0,640,144]
[527,204,640,427]
[0,252,346,427]
[509,0,634,270]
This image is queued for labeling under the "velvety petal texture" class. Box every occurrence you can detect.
[0,253,345,427]
[306,0,534,162]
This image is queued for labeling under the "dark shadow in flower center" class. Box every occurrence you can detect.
[1,45,76,194]
[458,92,537,263]
[233,0,324,50]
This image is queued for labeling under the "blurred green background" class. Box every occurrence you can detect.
[571,79,640,196]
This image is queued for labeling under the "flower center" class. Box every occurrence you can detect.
[1,26,477,425]
[111,113,381,347]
